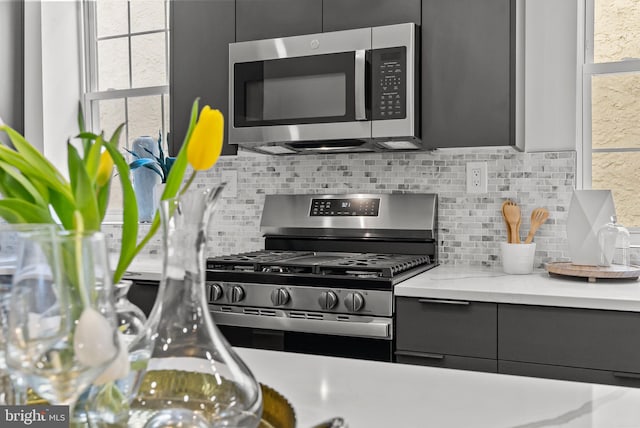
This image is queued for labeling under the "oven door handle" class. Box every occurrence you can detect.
[212,311,392,339]
[354,49,367,121]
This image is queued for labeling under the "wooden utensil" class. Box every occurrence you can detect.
[501,201,513,243]
[524,207,549,244]
[503,201,522,243]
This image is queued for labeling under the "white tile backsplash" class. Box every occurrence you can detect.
[103,147,580,267]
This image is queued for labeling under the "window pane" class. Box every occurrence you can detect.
[127,96,163,143]
[131,33,167,88]
[592,73,640,149]
[594,0,640,63]
[98,37,130,90]
[96,0,129,38]
[130,0,165,33]
[96,98,127,143]
[593,152,640,227]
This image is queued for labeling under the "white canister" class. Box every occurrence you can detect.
[500,242,536,274]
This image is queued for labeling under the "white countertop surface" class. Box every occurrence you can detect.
[395,265,640,311]
[237,347,640,428]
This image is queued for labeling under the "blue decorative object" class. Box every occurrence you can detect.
[131,136,160,222]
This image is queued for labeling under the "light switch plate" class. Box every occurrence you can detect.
[221,169,238,198]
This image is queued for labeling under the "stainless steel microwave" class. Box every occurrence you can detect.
[229,23,421,155]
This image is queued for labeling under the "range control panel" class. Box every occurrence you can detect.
[370,47,406,121]
[310,198,380,217]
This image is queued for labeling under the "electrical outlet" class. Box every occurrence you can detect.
[221,169,238,198]
[466,162,488,194]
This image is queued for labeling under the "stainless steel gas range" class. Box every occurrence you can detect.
[206,193,437,362]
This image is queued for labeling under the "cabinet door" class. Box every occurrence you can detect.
[322,0,421,32]
[499,304,640,373]
[499,360,640,388]
[396,351,497,373]
[170,0,237,156]
[422,0,514,148]
[235,0,322,42]
[396,297,497,359]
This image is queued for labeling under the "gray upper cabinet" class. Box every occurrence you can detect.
[170,0,237,156]
[235,0,322,42]
[322,0,421,32]
[421,0,514,149]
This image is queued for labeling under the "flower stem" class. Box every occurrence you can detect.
[179,171,197,196]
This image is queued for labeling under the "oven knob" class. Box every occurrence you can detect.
[345,292,365,312]
[318,291,338,310]
[208,282,224,302]
[230,285,245,303]
[270,288,290,306]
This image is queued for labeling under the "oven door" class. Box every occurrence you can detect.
[212,308,394,362]
[218,326,393,363]
[229,27,372,148]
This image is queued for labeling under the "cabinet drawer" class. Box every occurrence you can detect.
[499,360,640,388]
[396,297,497,359]
[499,304,640,373]
[397,350,497,373]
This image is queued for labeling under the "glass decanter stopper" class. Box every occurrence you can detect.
[132,186,263,427]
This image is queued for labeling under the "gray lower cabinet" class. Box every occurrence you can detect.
[170,0,237,156]
[498,304,640,386]
[322,0,421,32]
[235,0,322,42]
[395,297,497,372]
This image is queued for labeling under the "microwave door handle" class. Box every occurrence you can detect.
[354,49,367,121]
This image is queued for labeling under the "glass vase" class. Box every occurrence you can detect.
[132,186,263,427]
[6,230,122,411]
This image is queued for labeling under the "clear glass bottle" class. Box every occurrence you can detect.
[131,185,263,427]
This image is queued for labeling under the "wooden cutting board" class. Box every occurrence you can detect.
[545,262,640,283]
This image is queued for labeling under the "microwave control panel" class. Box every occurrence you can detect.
[371,47,407,121]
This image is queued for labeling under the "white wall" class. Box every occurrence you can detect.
[25,0,82,176]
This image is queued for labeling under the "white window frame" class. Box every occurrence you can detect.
[579,0,640,244]
[81,0,170,222]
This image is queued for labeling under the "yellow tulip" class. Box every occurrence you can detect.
[96,150,114,187]
[187,106,224,171]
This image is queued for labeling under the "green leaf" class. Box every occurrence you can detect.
[67,142,101,231]
[49,188,76,230]
[96,181,111,221]
[0,199,53,224]
[77,101,92,158]
[102,137,138,284]
[0,136,74,202]
[85,138,103,182]
[1,126,69,190]
[0,160,47,206]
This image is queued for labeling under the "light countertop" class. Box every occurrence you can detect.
[236,347,640,428]
[395,264,640,311]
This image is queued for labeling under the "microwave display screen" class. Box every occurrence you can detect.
[246,73,346,121]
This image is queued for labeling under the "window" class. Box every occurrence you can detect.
[82,0,170,220]
[582,0,640,240]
